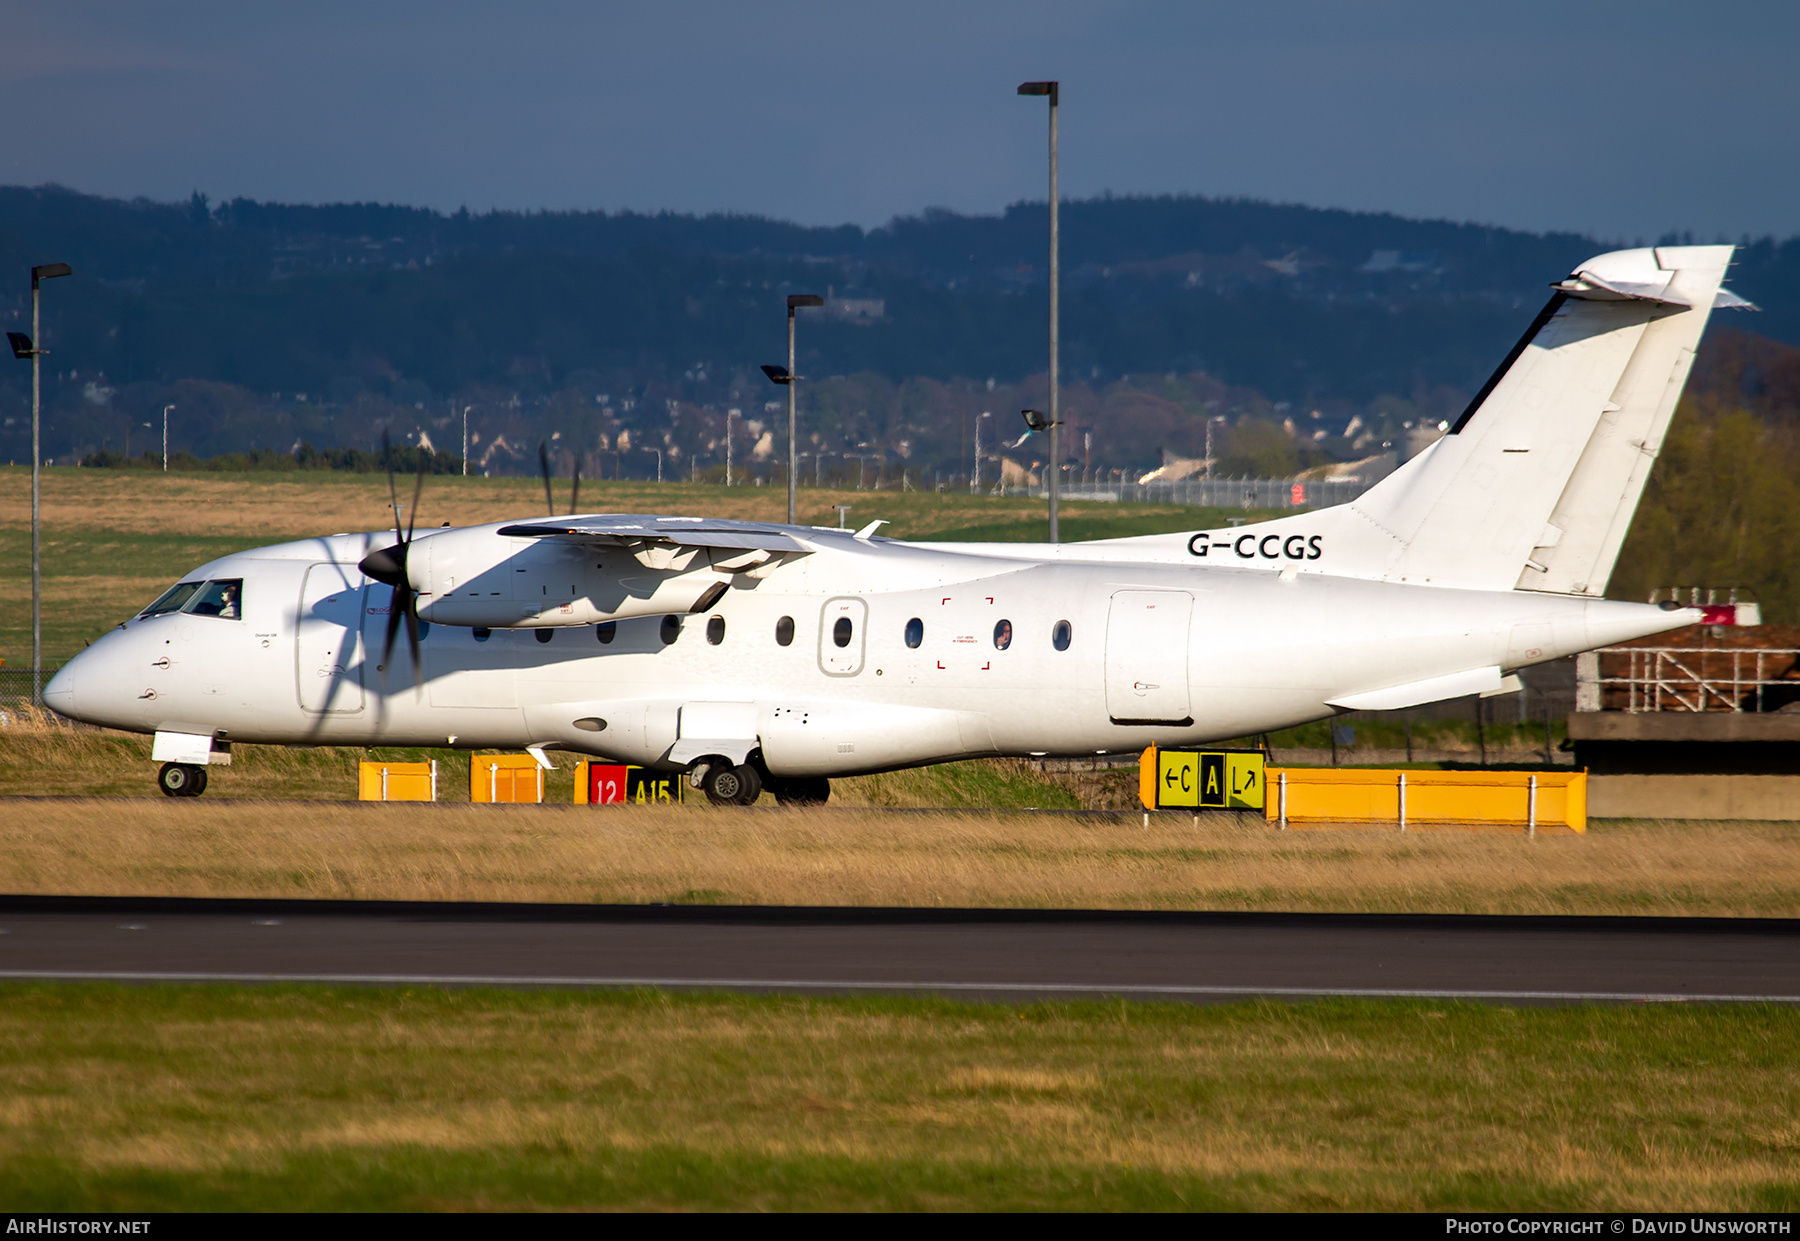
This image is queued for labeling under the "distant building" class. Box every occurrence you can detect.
[1359,250,1439,274]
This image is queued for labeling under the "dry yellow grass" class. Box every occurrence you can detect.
[4,709,1796,915]
[4,794,1798,916]
[0,465,1171,541]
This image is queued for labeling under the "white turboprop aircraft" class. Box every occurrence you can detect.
[45,245,1749,802]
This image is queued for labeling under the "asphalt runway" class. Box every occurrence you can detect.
[1,896,1797,1003]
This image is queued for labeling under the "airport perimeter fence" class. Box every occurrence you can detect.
[1030,476,1372,509]
[0,667,56,708]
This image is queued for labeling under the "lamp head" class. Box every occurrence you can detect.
[31,263,72,284]
[7,332,34,360]
[787,294,824,311]
[1016,81,1058,103]
[760,364,792,386]
[1021,409,1049,433]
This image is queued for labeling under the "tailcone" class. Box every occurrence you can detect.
[1580,598,1703,650]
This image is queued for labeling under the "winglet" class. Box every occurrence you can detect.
[853,519,888,540]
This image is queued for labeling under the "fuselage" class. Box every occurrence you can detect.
[45,520,1688,777]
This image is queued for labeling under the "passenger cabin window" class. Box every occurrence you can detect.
[832,616,854,648]
[186,579,244,620]
[596,621,616,644]
[1052,620,1073,651]
[535,628,553,644]
[775,616,795,647]
[660,615,681,646]
[707,616,726,645]
[473,627,493,642]
[141,581,203,617]
[904,617,923,649]
[992,619,1013,650]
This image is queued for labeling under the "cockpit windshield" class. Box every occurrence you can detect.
[138,578,245,620]
[186,579,244,619]
[141,581,204,617]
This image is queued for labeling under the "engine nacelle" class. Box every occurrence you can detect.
[411,524,731,629]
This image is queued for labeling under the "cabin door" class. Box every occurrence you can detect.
[1104,590,1193,725]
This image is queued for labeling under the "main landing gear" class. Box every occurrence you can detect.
[701,762,762,806]
[766,776,830,806]
[687,759,830,807]
[158,762,209,797]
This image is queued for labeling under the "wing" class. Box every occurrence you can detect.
[496,514,813,554]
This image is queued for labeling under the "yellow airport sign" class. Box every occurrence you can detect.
[1139,746,1265,810]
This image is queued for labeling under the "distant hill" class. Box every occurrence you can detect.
[1,184,1794,479]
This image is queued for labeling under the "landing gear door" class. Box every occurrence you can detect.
[1104,590,1194,725]
[296,563,366,713]
[818,597,868,677]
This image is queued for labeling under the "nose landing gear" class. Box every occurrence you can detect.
[157,762,209,797]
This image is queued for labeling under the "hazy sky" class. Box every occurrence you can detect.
[5,1,1798,242]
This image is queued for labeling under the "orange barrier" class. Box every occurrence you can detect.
[471,753,545,804]
[357,760,438,802]
[1265,767,1585,833]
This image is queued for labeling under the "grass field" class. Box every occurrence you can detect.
[0,985,1795,1211]
[0,466,1258,666]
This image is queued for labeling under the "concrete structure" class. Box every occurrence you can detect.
[1570,624,1800,818]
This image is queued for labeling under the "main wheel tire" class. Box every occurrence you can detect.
[703,762,762,806]
[774,776,830,806]
[158,762,208,797]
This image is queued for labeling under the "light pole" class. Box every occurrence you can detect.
[725,408,738,486]
[162,404,174,471]
[5,262,73,705]
[461,405,471,476]
[647,446,663,483]
[762,292,823,524]
[1018,80,1060,542]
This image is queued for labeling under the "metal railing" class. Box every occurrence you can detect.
[1576,647,1800,713]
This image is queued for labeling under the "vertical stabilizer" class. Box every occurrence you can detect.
[1516,245,1734,595]
[1315,245,1734,590]
[1074,247,1742,596]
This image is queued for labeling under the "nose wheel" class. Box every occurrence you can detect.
[158,762,209,797]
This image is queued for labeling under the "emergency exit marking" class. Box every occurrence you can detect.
[1152,748,1265,811]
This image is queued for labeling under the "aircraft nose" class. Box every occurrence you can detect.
[42,661,77,715]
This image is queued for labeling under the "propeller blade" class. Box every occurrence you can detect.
[382,587,404,675]
[382,429,403,542]
[407,448,425,541]
[403,586,422,691]
[538,441,555,516]
[569,456,581,516]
